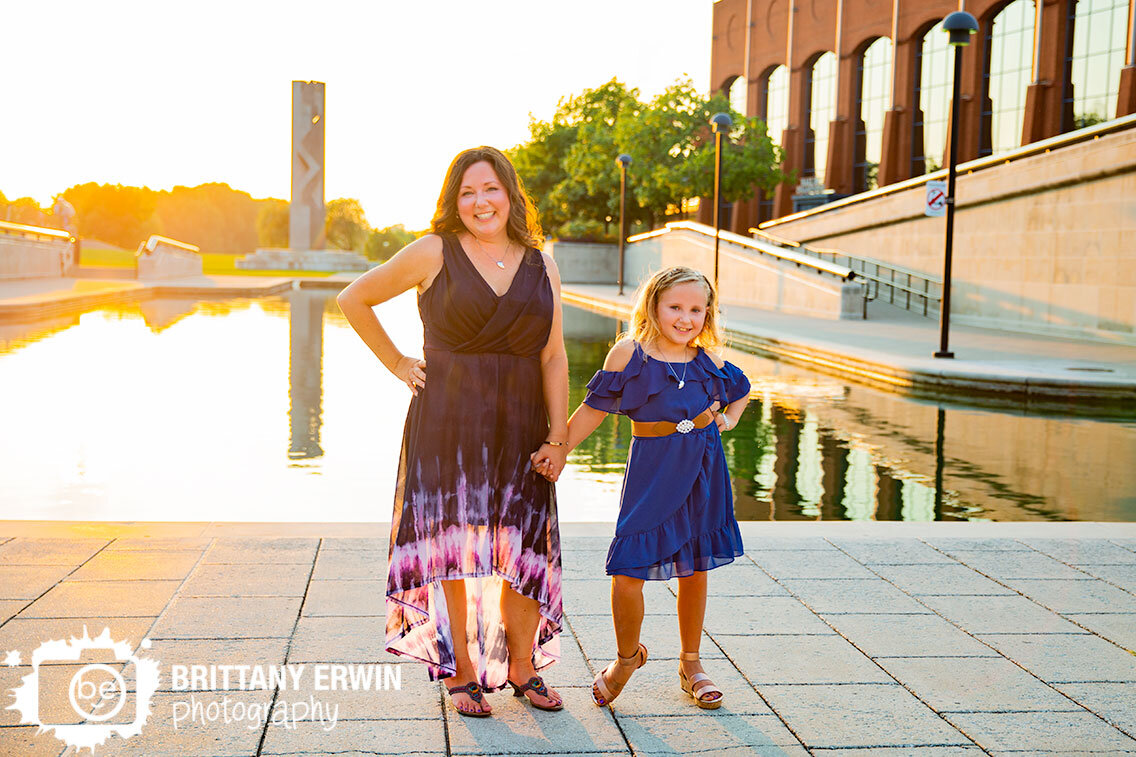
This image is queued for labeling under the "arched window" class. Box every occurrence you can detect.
[805,52,837,184]
[855,37,893,192]
[981,0,1036,157]
[727,75,747,117]
[912,23,952,175]
[758,65,790,222]
[1064,0,1128,129]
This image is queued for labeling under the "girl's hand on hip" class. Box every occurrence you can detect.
[715,412,732,432]
[395,355,426,396]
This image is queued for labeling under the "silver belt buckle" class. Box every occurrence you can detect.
[676,419,695,434]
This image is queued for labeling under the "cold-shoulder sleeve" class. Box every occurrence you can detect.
[720,361,751,405]
[582,353,648,415]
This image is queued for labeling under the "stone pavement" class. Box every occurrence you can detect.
[0,521,1135,756]
[560,284,1136,404]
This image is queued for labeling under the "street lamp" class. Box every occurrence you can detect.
[616,154,632,296]
[934,11,978,359]
[710,113,732,291]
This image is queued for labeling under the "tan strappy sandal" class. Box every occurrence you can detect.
[591,642,648,706]
[679,651,723,709]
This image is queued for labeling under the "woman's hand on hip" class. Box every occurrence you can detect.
[395,355,426,396]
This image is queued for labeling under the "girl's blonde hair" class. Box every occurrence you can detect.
[627,266,724,353]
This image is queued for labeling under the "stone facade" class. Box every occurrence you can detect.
[711,0,1136,228]
[136,235,203,280]
[0,225,75,280]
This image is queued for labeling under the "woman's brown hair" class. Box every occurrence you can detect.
[430,146,544,249]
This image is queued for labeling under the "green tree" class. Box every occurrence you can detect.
[256,199,289,248]
[365,224,418,262]
[61,183,161,249]
[2,197,49,226]
[325,198,370,251]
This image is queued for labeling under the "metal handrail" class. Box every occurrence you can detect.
[137,235,200,255]
[747,227,942,316]
[0,219,72,242]
[629,220,857,281]
[759,113,1136,229]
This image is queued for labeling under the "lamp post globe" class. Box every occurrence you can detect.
[942,11,979,46]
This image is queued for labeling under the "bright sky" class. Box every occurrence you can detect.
[1,0,711,231]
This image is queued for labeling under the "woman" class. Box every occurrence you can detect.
[337,146,569,717]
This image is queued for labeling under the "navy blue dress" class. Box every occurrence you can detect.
[583,342,751,579]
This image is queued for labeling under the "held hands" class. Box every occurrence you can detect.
[395,355,427,396]
[530,443,568,482]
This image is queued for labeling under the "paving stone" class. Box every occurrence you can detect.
[568,614,723,662]
[875,656,1078,712]
[180,563,311,597]
[942,710,1136,753]
[587,657,773,716]
[703,595,835,635]
[0,617,156,659]
[618,713,804,755]
[1054,682,1136,736]
[269,667,441,720]
[1076,564,1136,593]
[757,683,971,748]
[920,595,1089,634]
[302,579,385,616]
[311,548,387,580]
[1065,613,1136,651]
[1024,539,1136,565]
[703,564,789,596]
[67,550,201,581]
[978,633,1136,683]
[779,578,927,614]
[24,580,180,618]
[922,539,1031,554]
[446,686,627,754]
[0,538,109,565]
[90,689,273,756]
[722,634,890,685]
[812,749,983,756]
[744,539,840,552]
[0,565,74,599]
[0,598,27,622]
[749,549,876,579]
[828,539,956,565]
[562,579,676,616]
[288,616,398,663]
[1001,578,1136,613]
[0,725,67,757]
[947,550,1094,580]
[105,537,213,551]
[546,631,594,683]
[0,665,86,727]
[822,613,998,658]
[151,596,301,639]
[262,718,447,755]
[318,538,389,551]
[871,564,1013,596]
[202,538,318,565]
[129,638,289,690]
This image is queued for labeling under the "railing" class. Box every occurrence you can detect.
[137,235,200,255]
[0,219,72,242]
[760,113,1136,229]
[629,220,857,282]
[750,227,942,316]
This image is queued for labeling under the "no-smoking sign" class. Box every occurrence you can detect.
[925,180,948,217]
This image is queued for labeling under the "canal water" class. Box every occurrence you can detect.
[2,290,1134,522]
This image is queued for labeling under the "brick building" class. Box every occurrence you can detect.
[710,0,1136,229]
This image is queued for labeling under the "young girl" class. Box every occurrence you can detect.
[533,266,751,709]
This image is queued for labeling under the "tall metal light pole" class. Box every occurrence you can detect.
[616,154,632,296]
[935,11,978,359]
[710,113,732,291]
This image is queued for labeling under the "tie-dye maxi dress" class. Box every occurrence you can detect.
[385,232,563,690]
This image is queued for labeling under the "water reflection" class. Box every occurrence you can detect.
[1,293,1135,522]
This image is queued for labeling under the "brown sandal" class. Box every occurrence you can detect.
[591,642,648,706]
[679,651,723,709]
[508,675,564,711]
[447,681,491,717]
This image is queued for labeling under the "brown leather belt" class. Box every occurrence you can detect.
[631,408,716,438]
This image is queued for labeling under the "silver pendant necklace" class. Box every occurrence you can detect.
[660,346,690,389]
[473,236,509,269]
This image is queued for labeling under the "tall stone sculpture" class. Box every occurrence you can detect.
[290,81,326,251]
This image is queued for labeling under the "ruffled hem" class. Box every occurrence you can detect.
[606,518,744,581]
[583,344,751,415]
